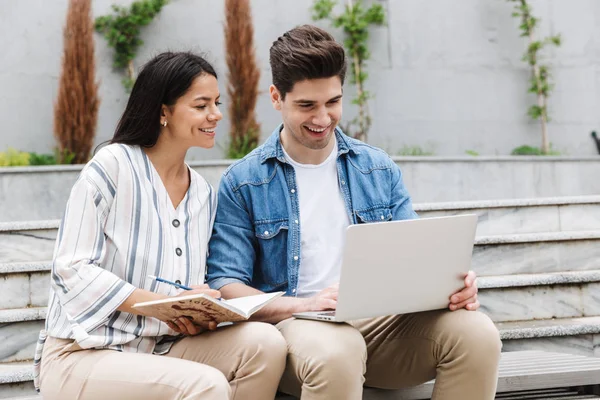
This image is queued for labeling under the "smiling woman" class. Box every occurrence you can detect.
[34,52,287,400]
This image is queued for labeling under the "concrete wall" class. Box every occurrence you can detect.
[2,157,600,222]
[1,0,600,159]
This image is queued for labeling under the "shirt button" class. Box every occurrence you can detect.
[381,215,385,220]
[175,280,182,285]
[175,247,182,256]
[295,220,299,224]
[341,180,346,185]
[294,256,299,261]
[290,189,296,194]
[292,289,296,293]
[172,219,180,228]
[264,230,269,235]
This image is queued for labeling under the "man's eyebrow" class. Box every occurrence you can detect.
[293,94,343,104]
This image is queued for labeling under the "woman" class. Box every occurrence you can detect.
[35,52,286,400]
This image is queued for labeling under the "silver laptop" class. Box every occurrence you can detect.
[293,214,478,322]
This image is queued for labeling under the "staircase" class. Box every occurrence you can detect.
[2,195,600,398]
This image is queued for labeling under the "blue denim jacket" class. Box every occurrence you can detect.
[206,125,418,295]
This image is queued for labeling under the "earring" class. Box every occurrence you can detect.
[162,120,168,127]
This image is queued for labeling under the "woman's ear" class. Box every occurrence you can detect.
[160,105,169,119]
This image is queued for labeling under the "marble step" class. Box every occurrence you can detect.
[499,316,600,358]
[0,362,35,399]
[416,195,600,236]
[0,308,46,364]
[1,194,599,262]
[0,221,58,264]
[478,270,600,323]
[472,231,600,276]
[0,263,51,310]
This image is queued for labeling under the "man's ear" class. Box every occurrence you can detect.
[270,85,283,111]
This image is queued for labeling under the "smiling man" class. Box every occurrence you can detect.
[207,25,502,400]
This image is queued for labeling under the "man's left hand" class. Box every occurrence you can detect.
[449,270,479,311]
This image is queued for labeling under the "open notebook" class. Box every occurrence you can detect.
[132,292,284,325]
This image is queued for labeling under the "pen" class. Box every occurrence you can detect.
[148,275,192,291]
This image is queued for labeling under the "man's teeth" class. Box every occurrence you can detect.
[306,126,327,133]
[200,128,215,133]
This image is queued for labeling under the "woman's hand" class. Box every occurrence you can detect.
[165,284,221,336]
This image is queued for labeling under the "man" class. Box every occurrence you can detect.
[207,25,501,400]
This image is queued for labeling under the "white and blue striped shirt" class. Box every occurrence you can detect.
[34,143,216,389]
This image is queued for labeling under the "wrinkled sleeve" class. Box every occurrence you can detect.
[206,173,256,290]
[390,162,419,221]
[51,176,136,334]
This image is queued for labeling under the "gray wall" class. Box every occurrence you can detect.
[1,0,600,159]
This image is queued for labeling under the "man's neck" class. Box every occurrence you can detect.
[280,127,336,165]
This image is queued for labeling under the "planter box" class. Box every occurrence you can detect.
[1,156,600,222]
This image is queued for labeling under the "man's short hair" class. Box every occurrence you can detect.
[269,24,347,99]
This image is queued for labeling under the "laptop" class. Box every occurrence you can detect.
[292,214,478,322]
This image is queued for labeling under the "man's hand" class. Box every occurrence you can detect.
[449,270,479,311]
[304,283,339,311]
[165,284,221,335]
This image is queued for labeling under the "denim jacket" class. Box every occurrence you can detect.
[206,125,418,296]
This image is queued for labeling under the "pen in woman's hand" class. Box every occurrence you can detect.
[148,275,193,290]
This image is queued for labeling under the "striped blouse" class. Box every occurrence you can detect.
[33,143,216,389]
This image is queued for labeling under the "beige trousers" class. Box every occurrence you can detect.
[276,309,502,400]
[39,322,287,400]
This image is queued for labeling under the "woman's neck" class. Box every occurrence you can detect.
[143,140,188,182]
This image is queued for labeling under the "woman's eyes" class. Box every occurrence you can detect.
[196,101,221,110]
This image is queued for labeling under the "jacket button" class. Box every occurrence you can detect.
[175,248,182,256]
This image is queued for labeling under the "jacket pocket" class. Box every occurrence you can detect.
[254,219,289,239]
[355,206,393,223]
[253,219,289,288]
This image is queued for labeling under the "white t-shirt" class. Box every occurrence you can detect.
[282,139,351,297]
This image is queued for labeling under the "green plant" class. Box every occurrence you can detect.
[312,0,385,142]
[0,148,31,167]
[227,134,257,159]
[397,145,434,156]
[224,0,261,159]
[465,150,479,156]
[29,152,57,165]
[508,0,561,155]
[511,144,560,156]
[95,0,167,91]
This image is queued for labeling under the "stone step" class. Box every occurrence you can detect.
[499,316,600,358]
[0,308,45,365]
[0,263,51,311]
[0,221,58,264]
[0,362,35,399]
[472,231,600,276]
[416,195,600,236]
[1,194,598,260]
[478,270,600,323]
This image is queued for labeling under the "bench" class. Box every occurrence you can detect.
[3,351,600,399]
[276,351,600,399]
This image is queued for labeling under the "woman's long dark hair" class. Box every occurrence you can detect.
[110,52,217,147]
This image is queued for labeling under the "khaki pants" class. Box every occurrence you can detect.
[39,322,287,400]
[276,309,502,400]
